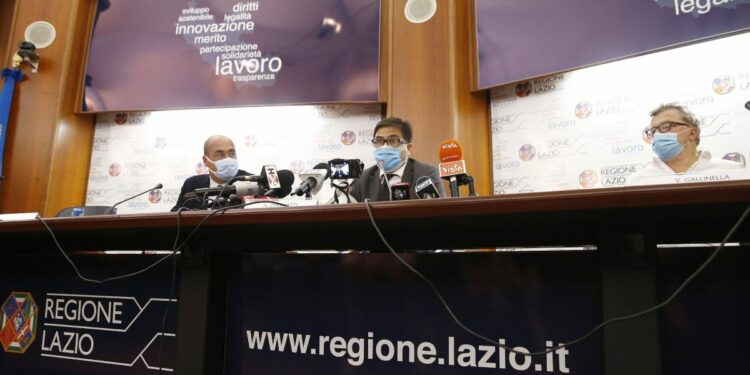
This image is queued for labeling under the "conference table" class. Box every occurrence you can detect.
[1,182,748,375]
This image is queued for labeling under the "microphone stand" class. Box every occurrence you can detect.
[457,174,478,196]
[109,183,163,214]
[448,176,460,197]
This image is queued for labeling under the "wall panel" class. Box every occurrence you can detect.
[0,0,96,216]
[384,0,491,195]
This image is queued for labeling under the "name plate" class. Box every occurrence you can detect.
[242,197,319,209]
[632,168,750,186]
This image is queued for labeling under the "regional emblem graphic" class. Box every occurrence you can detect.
[712,76,735,95]
[1,292,38,354]
[575,102,592,119]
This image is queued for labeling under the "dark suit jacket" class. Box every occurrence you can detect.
[349,158,444,202]
[171,169,250,211]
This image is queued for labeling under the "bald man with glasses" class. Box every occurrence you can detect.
[629,103,742,185]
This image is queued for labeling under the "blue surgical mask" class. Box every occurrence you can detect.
[652,132,685,161]
[374,146,405,172]
[207,157,239,181]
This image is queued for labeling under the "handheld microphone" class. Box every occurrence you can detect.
[415,176,441,199]
[263,169,295,198]
[291,163,330,196]
[233,181,262,197]
[438,139,466,197]
[110,183,163,213]
[261,165,281,189]
[193,181,261,197]
[232,167,294,197]
[390,182,411,201]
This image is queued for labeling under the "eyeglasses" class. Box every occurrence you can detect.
[372,136,408,148]
[644,121,691,138]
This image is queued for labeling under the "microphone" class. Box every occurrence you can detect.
[745,101,750,111]
[263,169,294,198]
[390,182,411,201]
[233,167,295,197]
[438,139,467,197]
[415,176,441,199]
[261,165,281,189]
[110,183,163,214]
[233,181,262,197]
[291,163,330,196]
[193,181,261,197]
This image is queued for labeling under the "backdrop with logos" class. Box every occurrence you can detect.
[490,31,750,195]
[86,104,381,213]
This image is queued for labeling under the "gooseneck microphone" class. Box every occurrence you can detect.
[110,183,163,214]
[291,163,330,197]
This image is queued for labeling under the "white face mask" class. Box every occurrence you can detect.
[207,157,239,180]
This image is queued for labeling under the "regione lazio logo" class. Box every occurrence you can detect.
[515,82,532,97]
[575,102,592,119]
[579,169,599,188]
[712,75,735,95]
[340,130,356,145]
[1,292,38,354]
[518,144,536,161]
[114,113,128,125]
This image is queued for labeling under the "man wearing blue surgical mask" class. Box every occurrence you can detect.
[172,135,251,211]
[350,117,443,201]
[629,103,742,185]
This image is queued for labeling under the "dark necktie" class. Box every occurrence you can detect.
[377,174,397,201]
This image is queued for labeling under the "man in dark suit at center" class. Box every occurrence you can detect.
[350,117,444,202]
[171,135,251,211]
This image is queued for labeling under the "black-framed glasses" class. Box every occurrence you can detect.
[644,121,691,138]
[372,136,408,148]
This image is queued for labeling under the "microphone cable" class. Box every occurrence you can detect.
[331,180,353,204]
[36,215,178,283]
[157,206,186,373]
[363,198,750,357]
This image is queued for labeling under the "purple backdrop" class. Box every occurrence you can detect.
[83,0,380,112]
[475,0,750,89]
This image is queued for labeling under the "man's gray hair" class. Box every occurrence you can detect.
[649,103,701,145]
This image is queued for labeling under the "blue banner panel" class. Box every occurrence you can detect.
[0,254,178,374]
[225,253,604,374]
[657,247,750,374]
[0,69,22,179]
[475,0,750,89]
[83,0,380,112]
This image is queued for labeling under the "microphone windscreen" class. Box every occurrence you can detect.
[439,139,463,163]
[274,169,295,198]
[154,183,164,190]
[745,101,750,111]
